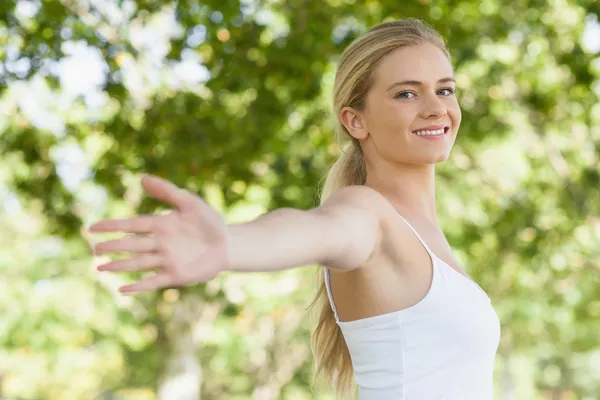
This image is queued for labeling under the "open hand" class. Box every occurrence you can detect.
[88,175,229,294]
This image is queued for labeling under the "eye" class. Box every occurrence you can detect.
[394,91,415,99]
[394,87,458,99]
[439,87,457,96]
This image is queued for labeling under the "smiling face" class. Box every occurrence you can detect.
[340,42,462,167]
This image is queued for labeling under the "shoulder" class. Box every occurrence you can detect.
[321,186,419,265]
[320,185,396,213]
[314,186,399,271]
[317,185,400,236]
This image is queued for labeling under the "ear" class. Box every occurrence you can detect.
[339,107,369,140]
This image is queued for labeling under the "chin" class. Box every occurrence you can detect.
[425,150,452,164]
[433,153,451,163]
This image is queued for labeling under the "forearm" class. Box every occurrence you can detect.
[225,207,339,273]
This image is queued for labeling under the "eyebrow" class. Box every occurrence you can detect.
[386,77,456,91]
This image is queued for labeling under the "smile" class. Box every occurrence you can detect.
[413,126,449,138]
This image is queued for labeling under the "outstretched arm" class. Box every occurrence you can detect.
[88,175,384,293]
[227,185,383,273]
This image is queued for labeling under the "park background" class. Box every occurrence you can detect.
[1,0,599,399]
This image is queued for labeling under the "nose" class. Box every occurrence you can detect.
[421,94,447,119]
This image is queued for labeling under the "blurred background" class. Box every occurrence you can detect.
[0,0,599,399]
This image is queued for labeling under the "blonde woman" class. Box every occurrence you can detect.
[89,18,500,400]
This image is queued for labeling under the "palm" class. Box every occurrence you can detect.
[88,175,228,293]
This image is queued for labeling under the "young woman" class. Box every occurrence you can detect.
[89,18,500,400]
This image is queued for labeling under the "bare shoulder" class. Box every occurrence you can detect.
[312,185,401,271]
[318,185,397,215]
[317,185,402,236]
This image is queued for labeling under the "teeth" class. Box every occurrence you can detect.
[414,128,445,136]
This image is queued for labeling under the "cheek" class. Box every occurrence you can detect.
[380,103,413,130]
[449,101,462,121]
[454,110,462,132]
[445,103,461,132]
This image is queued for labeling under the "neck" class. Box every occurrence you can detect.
[364,161,438,223]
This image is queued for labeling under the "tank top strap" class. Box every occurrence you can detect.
[323,267,340,322]
[395,212,436,260]
[324,212,435,324]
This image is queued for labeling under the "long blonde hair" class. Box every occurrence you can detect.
[308,18,451,398]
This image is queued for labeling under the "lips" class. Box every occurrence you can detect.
[412,126,449,137]
[411,125,449,134]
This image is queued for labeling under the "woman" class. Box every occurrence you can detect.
[89,18,500,400]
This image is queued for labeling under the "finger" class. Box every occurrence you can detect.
[88,215,156,234]
[97,253,162,272]
[119,273,173,293]
[94,236,157,255]
[141,174,191,210]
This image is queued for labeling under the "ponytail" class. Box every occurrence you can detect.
[308,135,366,399]
[319,137,366,204]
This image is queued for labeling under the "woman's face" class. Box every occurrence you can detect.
[341,42,462,166]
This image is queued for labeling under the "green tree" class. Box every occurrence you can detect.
[0,0,599,398]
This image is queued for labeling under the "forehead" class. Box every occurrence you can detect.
[372,42,454,86]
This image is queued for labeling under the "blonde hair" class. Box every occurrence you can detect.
[308,18,450,398]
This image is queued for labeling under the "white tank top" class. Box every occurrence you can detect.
[324,213,501,400]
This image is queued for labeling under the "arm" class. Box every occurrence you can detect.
[227,185,384,272]
[88,175,388,293]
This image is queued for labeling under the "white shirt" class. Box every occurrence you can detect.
[324,213,501,400]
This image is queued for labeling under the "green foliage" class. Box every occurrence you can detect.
[0,0,599,399]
